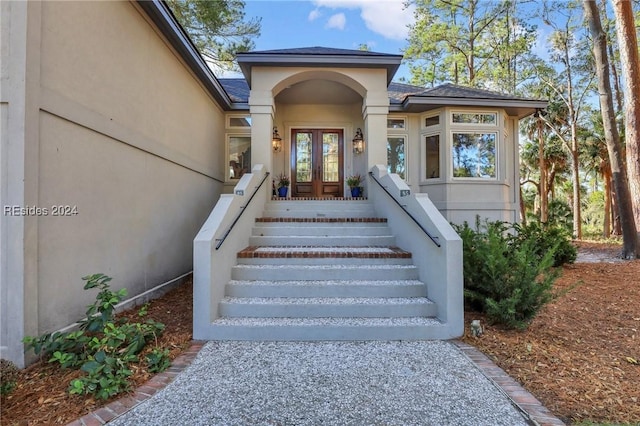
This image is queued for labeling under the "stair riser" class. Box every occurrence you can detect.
[226,283,427,298]
[248,236,397,246]
[219,302,436,318]
[262,211,381,219]
[252,226,391,236]
[231,266,420,281]
[202,324,450,341]
[236,257,414,266]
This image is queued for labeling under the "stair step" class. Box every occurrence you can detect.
[249,235,396,246]
[226,280,427,298]
[252,225,390,236]
[219,296,436,318]
[232,264,419,281]
[237,246,411,259]
[256,217,386,223]
[204,317,446,340]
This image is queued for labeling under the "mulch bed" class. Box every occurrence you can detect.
[2,243,639,425]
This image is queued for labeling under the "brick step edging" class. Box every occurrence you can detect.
[237,246,412,259]
[256,217,387,223]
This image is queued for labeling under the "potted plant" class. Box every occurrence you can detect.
[347,174,363,198]
[276,173,290,198]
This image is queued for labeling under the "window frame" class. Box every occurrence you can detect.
[450,110,498,126]
[386,134,408,181]
[226,133,252,182]
[450,131,498,180]
[226,114,252,129]
[422,132,442,182]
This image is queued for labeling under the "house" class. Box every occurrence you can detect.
[1,0,546,367]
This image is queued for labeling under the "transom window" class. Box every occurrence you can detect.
[451,112,496,125]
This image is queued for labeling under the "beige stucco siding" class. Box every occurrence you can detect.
[1,1,225,365]
[39,1,224,178]
[37,113,216,330]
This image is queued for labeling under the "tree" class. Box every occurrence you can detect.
[404,0,536,91]
[166,0,261,72]
[612,0,640,250]
[534,1,595,238]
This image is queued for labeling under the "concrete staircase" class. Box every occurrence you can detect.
[208,199,442,340]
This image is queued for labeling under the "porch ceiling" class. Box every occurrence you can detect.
[276,80,362,105]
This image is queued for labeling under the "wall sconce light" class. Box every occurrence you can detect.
[352,128,365,154]
[272,127,282,153]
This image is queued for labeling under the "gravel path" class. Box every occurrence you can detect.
[108,341,529,426]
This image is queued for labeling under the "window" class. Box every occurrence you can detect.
[425,115,440,127]
[452,112,496,125]
[425,134,440,179]
[387,118,406,129]
[387,136,406,179]
[452,132,496,178]
[228,136,251,180]
[228,116,251,128]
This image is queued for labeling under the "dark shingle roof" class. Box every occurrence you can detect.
[240,47,401,57]
[219,78,250,103]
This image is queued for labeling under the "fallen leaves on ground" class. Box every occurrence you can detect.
[462,242,640,424]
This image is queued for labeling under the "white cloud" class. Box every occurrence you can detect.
[326,13,346,30]
[308,9,322,21]
[313,0,415,40]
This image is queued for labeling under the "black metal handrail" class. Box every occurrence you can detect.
[215,171,270,250]
[368,172,441,247]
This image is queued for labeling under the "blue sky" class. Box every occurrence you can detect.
[241,0,415,80]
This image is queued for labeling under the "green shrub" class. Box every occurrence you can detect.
[23,274,167,400]
[0,359,20,396]
[453,218,559,329]
[513,221,577,267]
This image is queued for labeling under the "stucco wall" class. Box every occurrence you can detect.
[1,1,225,365]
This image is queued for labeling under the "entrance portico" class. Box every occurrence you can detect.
[237,48,402,197]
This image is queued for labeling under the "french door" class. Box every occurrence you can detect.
[291,129,344,198]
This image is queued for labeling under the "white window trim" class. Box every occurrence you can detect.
[226,114,252,129]
[226,133,251,182]
[387,134,409,183]
[450,110,499,126]
[450,130,499,180]
[387,116,407,131]
[422,131,443,183]
[421,110,443,130]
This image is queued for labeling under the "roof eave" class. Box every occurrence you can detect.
[401,96,548,118]
[237,53,402,86]
[136,0,234,110]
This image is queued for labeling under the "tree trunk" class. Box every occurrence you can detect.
[586,0,638,257]
[603,165,612,238]
[613,0,640,253]
[537,115,548,223]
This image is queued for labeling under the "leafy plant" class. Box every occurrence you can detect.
[276,173,290,188]
[453,218,560,329]
[0,359,20,396]
[145,348,171,373]
[346,174,362,188]
[23,274,168,400]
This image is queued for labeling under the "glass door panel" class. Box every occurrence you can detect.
[296,132,313,183]
[323,133,339,182]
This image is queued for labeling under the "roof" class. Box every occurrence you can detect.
[236,46,403,86]
[219,79,546,118]
[392,83,547,118]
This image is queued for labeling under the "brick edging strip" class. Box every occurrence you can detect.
[66,341,206,426]
[453,341,566,426]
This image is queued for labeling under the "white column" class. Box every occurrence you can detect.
[362,91,390,170]
[248,90,275,174]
